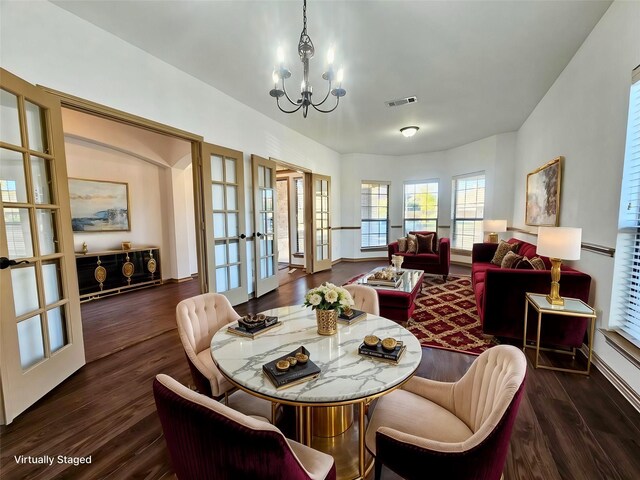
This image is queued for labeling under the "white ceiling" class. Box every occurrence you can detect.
[52,0,611,156]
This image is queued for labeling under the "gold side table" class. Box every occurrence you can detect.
[523,293,597,375]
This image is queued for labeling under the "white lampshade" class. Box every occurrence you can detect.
[536,227,582,260]
[483,219,507,233]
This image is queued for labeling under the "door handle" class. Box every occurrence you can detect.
[239,234,247,239]
[256,232,264,238]
[0,257,30,270]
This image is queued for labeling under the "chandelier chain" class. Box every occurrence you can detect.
[302,0,307,33]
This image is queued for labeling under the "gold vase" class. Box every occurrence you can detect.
[316,309,338,336]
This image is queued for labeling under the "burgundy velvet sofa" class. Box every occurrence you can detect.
[388,231,450,280]
[471,238,592,347]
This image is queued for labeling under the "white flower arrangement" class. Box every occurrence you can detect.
[303,282,354,314]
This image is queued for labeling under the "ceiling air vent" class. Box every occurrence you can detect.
[385,96,417,108]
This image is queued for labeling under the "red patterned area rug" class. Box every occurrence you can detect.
[407,275,496,355]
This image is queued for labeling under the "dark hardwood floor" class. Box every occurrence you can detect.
[1,261,639,480]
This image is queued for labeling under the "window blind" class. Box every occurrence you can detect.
[614,66,640,346]
[361,181,389,248]
[452,172,485,250]
[403,180,439,235]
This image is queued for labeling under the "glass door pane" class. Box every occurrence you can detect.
[311,174,332,273]
[251,155,279,297]
[0,68,84,424]
[201,143,248,306]
[0,89,22,147]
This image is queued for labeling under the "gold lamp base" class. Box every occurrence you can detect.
[488,232,499,243]
[546,258,565,306]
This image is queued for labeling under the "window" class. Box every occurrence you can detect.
[361,182,389,248]
[294,177,304,254]
[611,66,640,346]
[403,180,438,234]
[452,173,485,250]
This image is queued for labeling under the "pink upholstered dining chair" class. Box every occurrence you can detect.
[342,284,380,316]
[153,374,336,480]
[365,345,526,480]
[176,293,273,420]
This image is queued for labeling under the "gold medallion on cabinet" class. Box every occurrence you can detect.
[94,265,107,283]
[122,261,135,278]
[147,258,157,273]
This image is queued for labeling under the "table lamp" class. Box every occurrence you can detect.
[483,219,507,243]
[536,226,582,306]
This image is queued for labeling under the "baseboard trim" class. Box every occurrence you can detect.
[335,256,388,263]
[451,260,472,267]
[166,276,194,284]
[590,350,640,413]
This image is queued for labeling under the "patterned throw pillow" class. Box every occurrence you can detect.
[501,251,523,269]
[430,233,439,253]
[416,233,435,254]
[397,237,408,253]
[529,256,546,270]
[490,240,519,266]
[406,234,418,254]
[516,256,533,270]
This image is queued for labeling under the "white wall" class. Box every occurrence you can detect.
[65,138,171,280]
[0,0,342,284]
[513,1,640,394]
[340,132,517,261]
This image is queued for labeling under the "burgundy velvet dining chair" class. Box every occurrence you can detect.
[365,345,526,480]
[153,374,336,480]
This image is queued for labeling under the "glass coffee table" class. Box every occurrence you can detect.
[353,267,424,323]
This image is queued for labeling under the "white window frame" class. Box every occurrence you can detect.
[360,181,390,248]
[452,172,486,251]
[403,179,439,235]
[609,66,640,347]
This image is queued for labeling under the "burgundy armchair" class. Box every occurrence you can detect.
[365,345,526,480]
[153,374,336,480]
[388,231,450,280]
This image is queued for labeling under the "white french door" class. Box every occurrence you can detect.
[311,173,332,273]
[201,143,248,306]
[251,155,279,297]
[0,69,85,424]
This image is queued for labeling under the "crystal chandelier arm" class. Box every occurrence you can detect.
[276,96,304,114]
[311,95,340,114]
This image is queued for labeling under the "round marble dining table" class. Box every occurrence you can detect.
[210,305,422,480]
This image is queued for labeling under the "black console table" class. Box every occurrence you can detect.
[75,247,162,302]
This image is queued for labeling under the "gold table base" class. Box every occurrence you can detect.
[312,405,354,437]
[297,402,372,480]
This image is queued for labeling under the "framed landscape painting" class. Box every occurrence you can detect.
[525,157,562,226]
[69,178,130,232]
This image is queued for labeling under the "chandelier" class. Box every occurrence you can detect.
[269,0,346,118]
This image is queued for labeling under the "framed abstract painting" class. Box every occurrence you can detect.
[69,178,130,232]
[525,157,562,226]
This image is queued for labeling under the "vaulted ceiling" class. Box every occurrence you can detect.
[53,0,611,155]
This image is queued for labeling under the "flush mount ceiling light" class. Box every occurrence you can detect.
[269,0,346,118]
[400,126,419,137]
